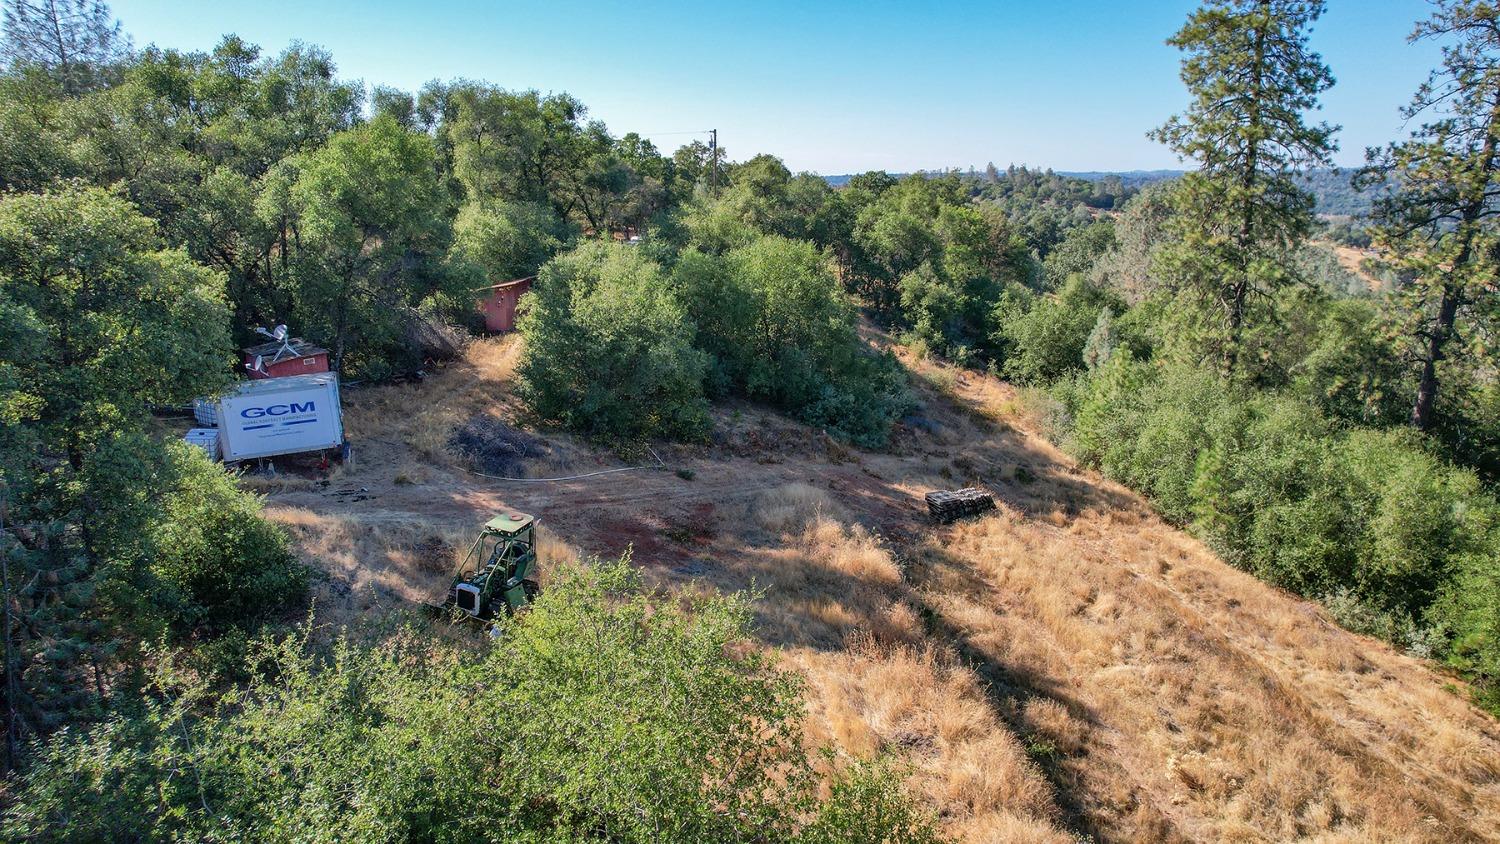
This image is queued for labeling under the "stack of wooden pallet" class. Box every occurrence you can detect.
[925,488,995,523]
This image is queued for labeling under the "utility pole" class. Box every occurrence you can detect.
[708,128,718,193]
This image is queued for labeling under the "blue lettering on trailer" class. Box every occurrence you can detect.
[241,401,316,419]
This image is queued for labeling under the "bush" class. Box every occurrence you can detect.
[1,558,941,843]
[518,241,710,442]
[147,441,307,637]
[996,274,1121,384]
[672,235,913,447]
[1288,298,1406,426]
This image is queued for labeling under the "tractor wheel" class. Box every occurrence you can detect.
[522,579,540,602]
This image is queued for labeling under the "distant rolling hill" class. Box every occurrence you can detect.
[822,167,1373,217]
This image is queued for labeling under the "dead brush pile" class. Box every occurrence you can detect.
[448,415,549,477]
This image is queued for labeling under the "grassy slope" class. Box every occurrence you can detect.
[252,335,1500,843]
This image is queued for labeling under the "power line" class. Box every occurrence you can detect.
[634,130,714,137]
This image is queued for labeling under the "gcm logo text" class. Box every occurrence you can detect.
[241,401,315,419]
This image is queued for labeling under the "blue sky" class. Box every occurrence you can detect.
[108,0,1444,174]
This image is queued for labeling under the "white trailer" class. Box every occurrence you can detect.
[215,373,345,462]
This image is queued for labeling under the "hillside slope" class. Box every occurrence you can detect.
[256,336,1500,843]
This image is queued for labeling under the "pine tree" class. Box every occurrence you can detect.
[0,0,130,95]
[1360,0,1500,432]
[1150,0,1337,376]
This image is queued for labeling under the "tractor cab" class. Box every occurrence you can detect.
[445,512,540,619]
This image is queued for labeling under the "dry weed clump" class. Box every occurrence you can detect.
[532,525,579,586]
[236,472,320,494]
[1022,697,1088,756]
[751,482,841,534]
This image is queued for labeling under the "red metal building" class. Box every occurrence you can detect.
[475,276,535,333]
[242,337,330,379]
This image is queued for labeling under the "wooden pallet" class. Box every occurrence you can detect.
[925,487,996,523]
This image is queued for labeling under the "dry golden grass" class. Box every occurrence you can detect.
[793,640,1069,843]
[909,508,1500,842]
[731,483,1068,840]
[343,336,521,460]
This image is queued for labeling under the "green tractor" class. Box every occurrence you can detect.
[443,512,540,619]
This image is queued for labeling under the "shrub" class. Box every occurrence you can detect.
[1288,298,1406,426]
[146,441,307,637]
[518,241,710,442]
[672,235,912,447]
[996,274,1121,384]
[1,558,942,843]
[1434,538,1500,710]
[1336,428,1490,616]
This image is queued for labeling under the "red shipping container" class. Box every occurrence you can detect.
[475,276,535,333]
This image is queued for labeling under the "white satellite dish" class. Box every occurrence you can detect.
[252,324,298,364]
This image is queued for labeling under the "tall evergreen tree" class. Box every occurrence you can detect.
[0,0,130,94]
[1360,0,1500,432]
[1151,0,1337,375]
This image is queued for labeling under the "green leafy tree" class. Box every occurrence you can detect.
[0,68,73,192]
[1360,0,1500,432]
[268,115,454,376]
[449,199,569,286]
[518,241,710,441]
[0,185,230,747]
[997,275,1122,383]
[51,38,360,336]
[681,156,854,260]
[1150,0,1337,376]
[1043,219,1116,290]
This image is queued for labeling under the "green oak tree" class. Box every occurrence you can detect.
[266,115,454,376]
[0,185,230,749]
